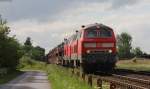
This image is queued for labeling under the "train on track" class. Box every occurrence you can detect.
[47,23,117,73]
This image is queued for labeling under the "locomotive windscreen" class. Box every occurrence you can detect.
[85,27,112,38]
[99,27,112,37]
[86,30,97,38]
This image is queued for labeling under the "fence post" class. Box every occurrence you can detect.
[97,78,102,89]
[110,82,116,89]
[77,71,80,76]
[81,73,85,81]
[72,68,74,74]
[88,75,92,86]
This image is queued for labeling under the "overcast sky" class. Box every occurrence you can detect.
[0,0,150,53]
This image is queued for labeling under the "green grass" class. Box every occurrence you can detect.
[116,58,150,71]
[46,65,94,89]
[0,70,23,84]
[21,61,46,71]
[19,56,46,71]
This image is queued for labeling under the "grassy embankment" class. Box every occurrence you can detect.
[47,65,94,89]
[47,65,110,89]
[116,58,150,71]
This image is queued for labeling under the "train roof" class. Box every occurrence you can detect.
[63,23,113,43]
[81,23,112,30]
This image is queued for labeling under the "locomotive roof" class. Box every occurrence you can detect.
[82,23,112,30]
[64,23,113,43]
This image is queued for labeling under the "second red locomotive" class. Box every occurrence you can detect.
[47,23,117,73]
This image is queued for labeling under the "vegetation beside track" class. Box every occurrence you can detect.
[47,65,94,89]
[116,58,150,71]
[19,56,46,71]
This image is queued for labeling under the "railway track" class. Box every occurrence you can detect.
[107,74,150,89]
[113,69,150,81]
[123,74,150,80]
[71,68,150,89]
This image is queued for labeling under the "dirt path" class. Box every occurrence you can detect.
[0,71,51,89]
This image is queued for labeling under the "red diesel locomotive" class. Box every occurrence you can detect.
[47,23,117,73]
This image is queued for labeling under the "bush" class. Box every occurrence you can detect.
[19,56,46,70]
[0,16,23,69]
[19,56,36,68]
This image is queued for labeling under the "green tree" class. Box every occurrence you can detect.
[117,32,132,58]
[24,37,32,46]
[133,47,143,57]
[0,16,23,69]
[30,46,45,61]
[23,37,45,61]
[24,37,32,52]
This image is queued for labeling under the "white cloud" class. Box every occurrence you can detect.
[8,19,78,52]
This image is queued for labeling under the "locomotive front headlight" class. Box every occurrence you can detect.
[84,43,96,48]
[86,50,91,54]
[108,49,112,53]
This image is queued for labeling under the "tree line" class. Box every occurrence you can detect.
[0,16,45,71]
[117,32,150,59]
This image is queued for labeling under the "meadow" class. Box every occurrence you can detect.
[116,58,150,71]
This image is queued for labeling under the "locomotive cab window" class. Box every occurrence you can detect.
[99,28,112,37]
[85,30,97,38]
